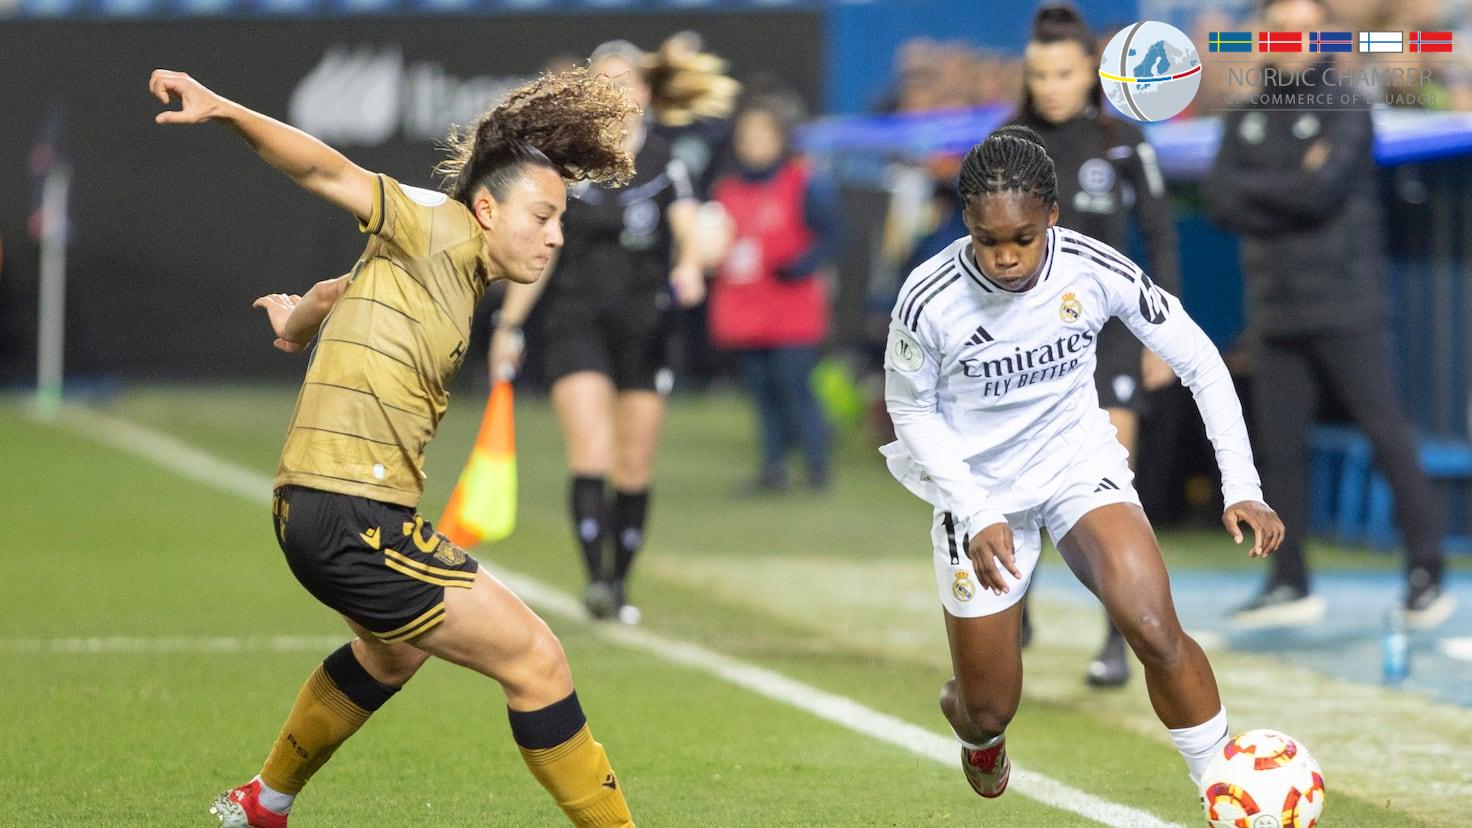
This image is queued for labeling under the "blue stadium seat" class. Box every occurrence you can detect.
[1309,425,1472,553]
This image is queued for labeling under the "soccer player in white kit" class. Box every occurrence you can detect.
[882,126,1285,798]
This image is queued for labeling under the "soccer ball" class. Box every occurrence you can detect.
[1199,730,1325,828]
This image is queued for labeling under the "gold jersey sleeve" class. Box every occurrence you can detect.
[275,175,490,507]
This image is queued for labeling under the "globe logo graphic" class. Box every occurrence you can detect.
[1099,21,1202,122]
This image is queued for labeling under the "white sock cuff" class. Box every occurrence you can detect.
[1168,706,1229,754]
[253,775,296,815]
[954,730,1004,752]
[1169,707,1230,786]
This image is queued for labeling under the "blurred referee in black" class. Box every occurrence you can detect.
[1203,0,1452,630]
[1008,4,1182,687]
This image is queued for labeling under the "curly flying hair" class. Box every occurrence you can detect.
[437,67,639,203]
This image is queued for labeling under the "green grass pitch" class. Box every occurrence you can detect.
[3,386,1466,826]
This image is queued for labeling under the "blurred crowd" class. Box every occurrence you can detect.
[541,2,1461,633]
[1194,0,1472,111]
[876,0,1472,116]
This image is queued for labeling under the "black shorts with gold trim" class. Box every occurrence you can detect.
[272,485,479,643]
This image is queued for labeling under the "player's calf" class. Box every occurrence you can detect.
[511,691,633,826]
[940,676,1014,741]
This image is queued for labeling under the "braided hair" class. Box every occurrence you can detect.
[957,125,1059,209]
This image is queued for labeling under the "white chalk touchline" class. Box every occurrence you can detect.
[1,635,348,655]
[43,404,1185,828]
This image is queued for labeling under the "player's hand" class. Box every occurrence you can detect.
[150,69,226,125]
[670,262,706,309]
[253,293,305,352]
[489,326,525,382]
[1141,349,1176,391]
[1223,500,1284,559]
[966,522,1022,595]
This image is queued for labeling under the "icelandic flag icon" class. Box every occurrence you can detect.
[1410,31,1454,53]
[1209,31,1252,53]
[1359,31,1404,52]
[1258,31,1303,52]
[1309,32,1353,52]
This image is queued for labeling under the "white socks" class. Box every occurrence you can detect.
[254,775,295,815]
[954,730,1005,752]
[1167,706,1230,786]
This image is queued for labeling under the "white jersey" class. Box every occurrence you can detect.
[882,227,1262,537]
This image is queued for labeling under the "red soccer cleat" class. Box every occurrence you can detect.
[210,779,288,828]
[962,740,1012,798]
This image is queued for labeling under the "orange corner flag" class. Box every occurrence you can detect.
[437,380,517,547]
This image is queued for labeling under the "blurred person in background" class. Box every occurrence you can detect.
[490,40,719,622]
[150,66,637,828]
[644,30,743,390]
[647,31,742,195]
[1007,2,1182,687]
[708,93,838,492]
[1203,0,1454,630]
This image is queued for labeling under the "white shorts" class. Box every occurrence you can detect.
[930,442,1141,618]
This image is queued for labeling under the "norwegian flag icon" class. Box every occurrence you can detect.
[1410,31,1454,53]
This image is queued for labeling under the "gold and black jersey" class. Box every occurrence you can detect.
[275,175,489,508]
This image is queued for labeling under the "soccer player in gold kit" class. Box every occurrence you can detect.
[148,67,638,827]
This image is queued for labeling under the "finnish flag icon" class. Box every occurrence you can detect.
[1359,31,1404,53]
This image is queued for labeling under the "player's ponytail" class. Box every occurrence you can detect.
[1018,3,1106,122]
[645,33,741,127]
[438,68,639,204]
[958,125,1059,209]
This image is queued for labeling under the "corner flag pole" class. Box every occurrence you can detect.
[35,163,71,420]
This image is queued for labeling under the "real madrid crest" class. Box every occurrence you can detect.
[1060,292,1083,323]
[952,570,976,603]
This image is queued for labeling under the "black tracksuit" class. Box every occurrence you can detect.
[1203,62,1443,589]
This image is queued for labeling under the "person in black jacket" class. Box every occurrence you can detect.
[1203,0,1453,630]
[491,41,708,623]
[1008,4,1183,687]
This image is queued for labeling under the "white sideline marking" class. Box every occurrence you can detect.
[46,405,1184,828]
[1,635,346,655]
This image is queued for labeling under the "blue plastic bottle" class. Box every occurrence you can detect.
[1383,608,1410,685]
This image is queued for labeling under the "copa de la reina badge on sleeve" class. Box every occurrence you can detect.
[889,328,924,372]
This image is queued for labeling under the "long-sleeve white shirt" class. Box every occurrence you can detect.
[882,228,1262,538]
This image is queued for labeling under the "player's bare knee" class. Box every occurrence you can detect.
[522,626,572,691]
[1122,612,1185,670]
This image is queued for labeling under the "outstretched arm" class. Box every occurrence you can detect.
[254,275,349,353]
[1106,269,1284,557]
[150,69,375,222]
